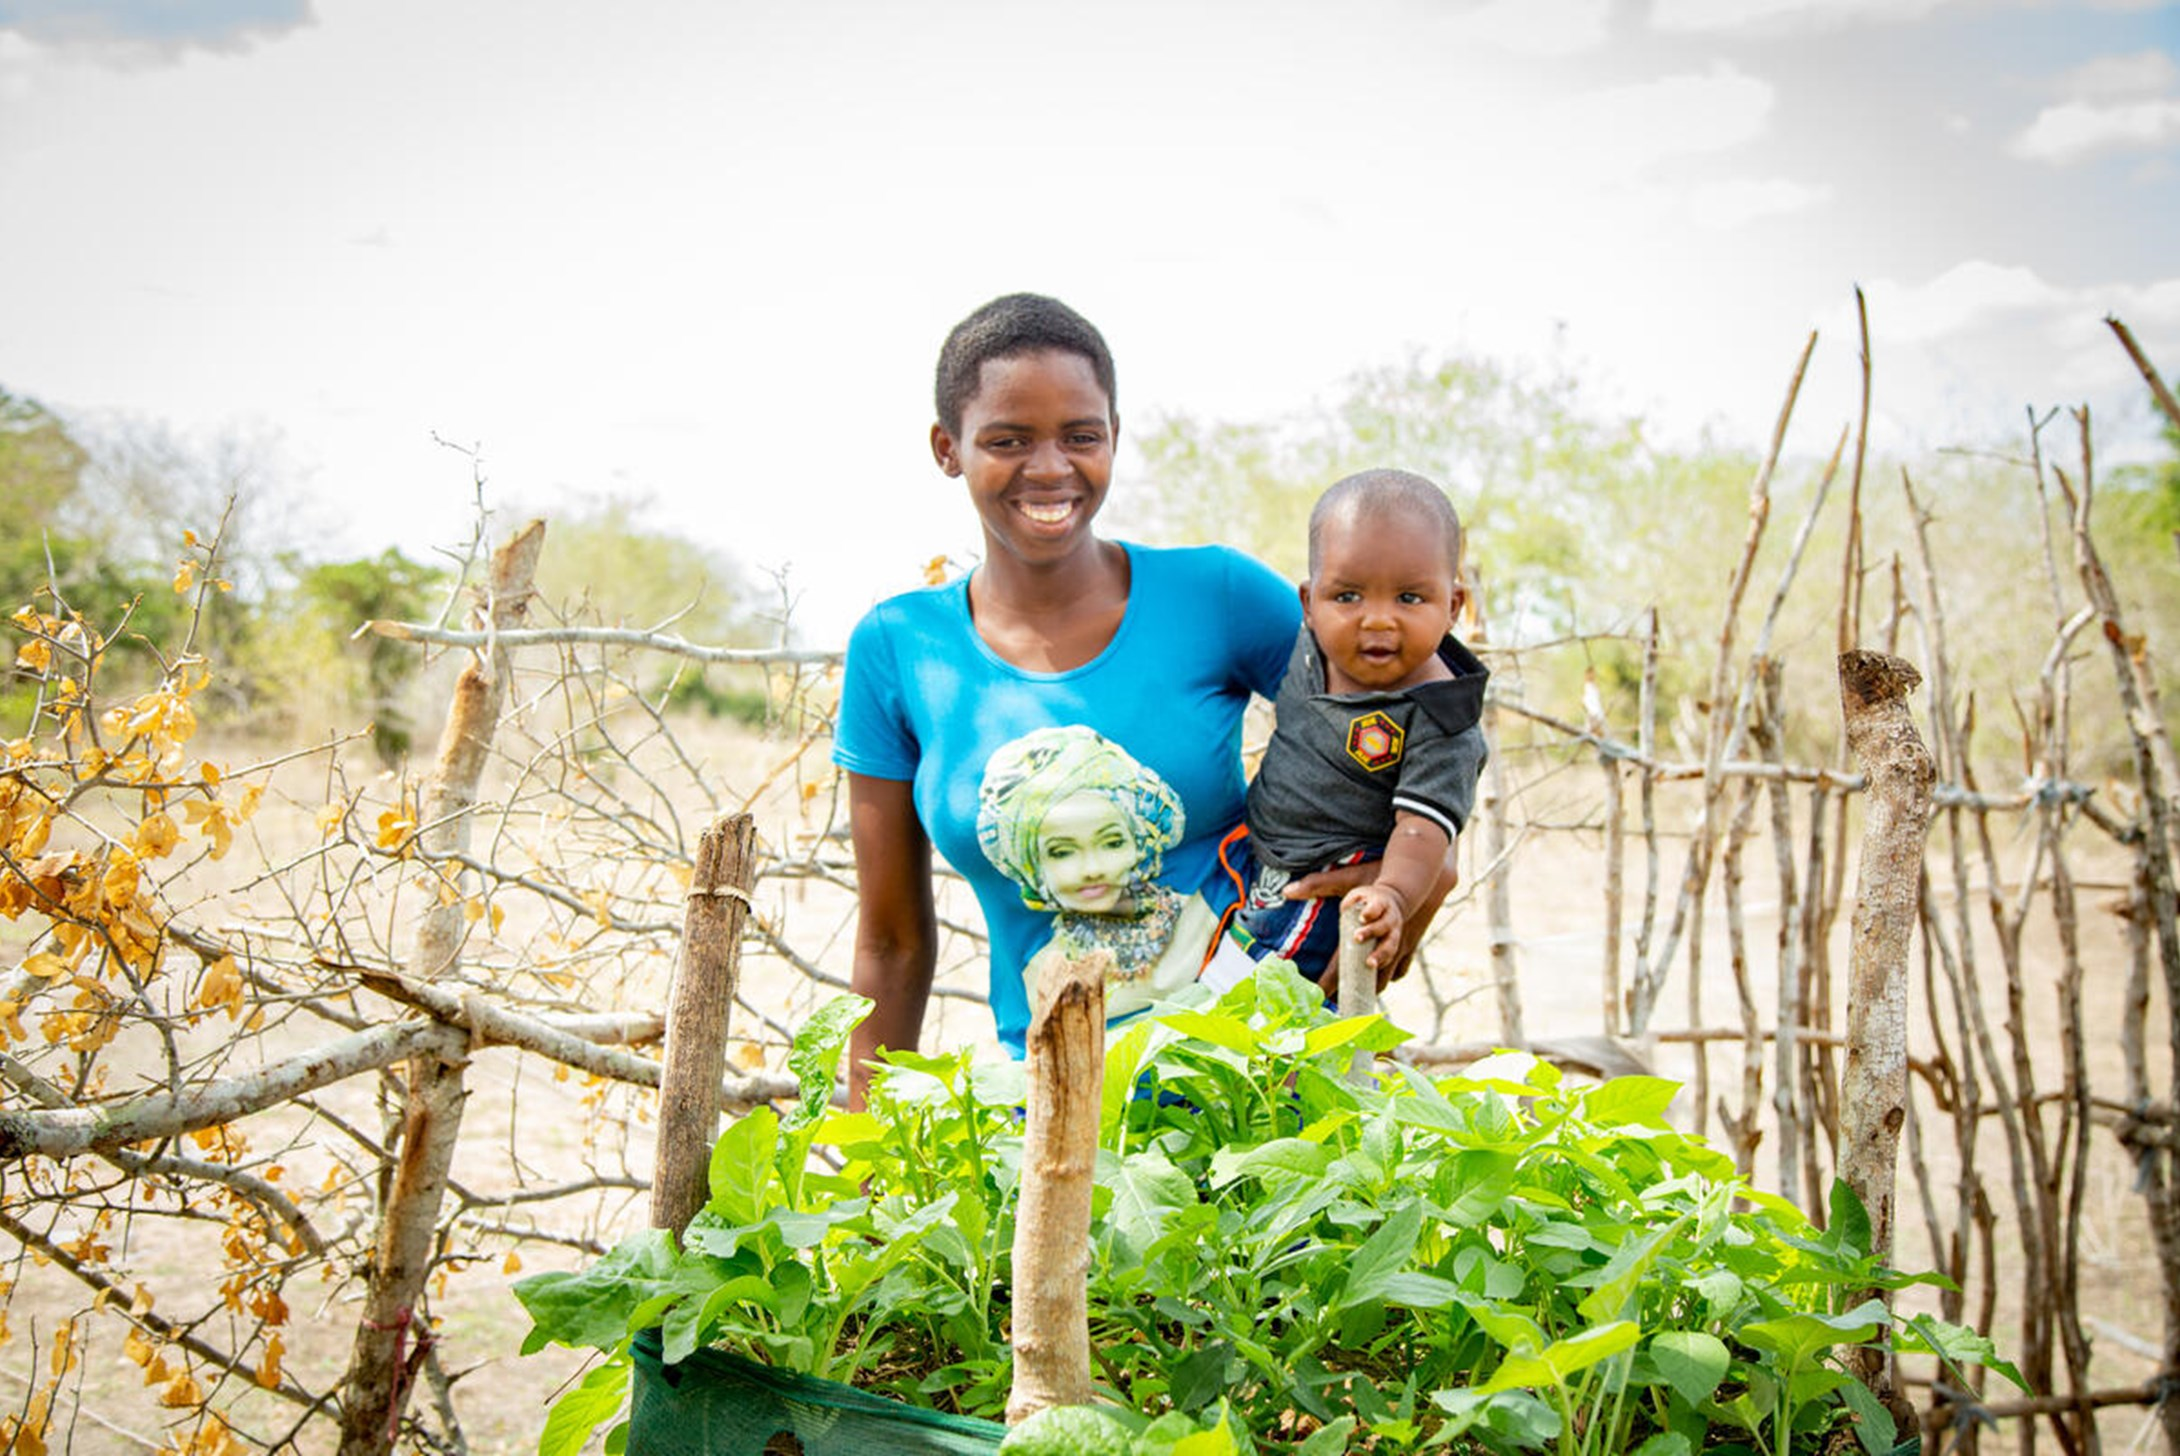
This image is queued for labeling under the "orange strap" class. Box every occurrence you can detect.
[1201,823,1253,972]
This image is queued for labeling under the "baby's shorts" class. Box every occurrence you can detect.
[1222,832,1377,981]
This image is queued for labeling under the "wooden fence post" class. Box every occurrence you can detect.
[1836,649,1934,1425]
[1007,952,1108,1425]
[336,520,545,1456]
[652,813,758,1236]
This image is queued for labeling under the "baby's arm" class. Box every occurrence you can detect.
[1343,810,1452,981]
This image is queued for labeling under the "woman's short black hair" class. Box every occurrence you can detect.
[934,293,1117,436]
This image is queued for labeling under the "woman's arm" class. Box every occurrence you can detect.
[845,772,937,1111]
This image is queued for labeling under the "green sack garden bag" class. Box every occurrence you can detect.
[631,1330,1007,1456]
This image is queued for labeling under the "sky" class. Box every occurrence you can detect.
[1,0,2175,641]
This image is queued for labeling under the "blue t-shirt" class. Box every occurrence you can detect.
[834,542,1299,1055]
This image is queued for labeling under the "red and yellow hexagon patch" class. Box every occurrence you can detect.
[1345,711,1404,772]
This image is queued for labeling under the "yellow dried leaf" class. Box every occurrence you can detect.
[142,1353,171,1385]
[374,809,415,851]
[585,888,613,930]
[199,761,222,787]
[236,784,263,821]
[254,1333,283,1389]
[14,638,50,672]
[124,1329,157,1368]
[172,561,197,594]
[20,954,64,981]
[18,813,51,856]
[10,1416,46,1456]
[48,1320,74,1376]
[502,1250,523,1274]
[314,800,346,837]
[102,848,141,908]
[922,553,950,585]
[132,810,180,859]
[0,1000,23,1043]
[131,1283,155,1316]
[158,1368,201,1407]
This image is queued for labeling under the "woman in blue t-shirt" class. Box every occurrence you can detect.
[832,293,1431,1108]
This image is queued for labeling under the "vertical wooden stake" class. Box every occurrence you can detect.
[1007,952,1107,1425]
[652,813,758,1237]
[1836,649,1934,1422]
[1338,903,1377,1085]
[336,520,544,1456]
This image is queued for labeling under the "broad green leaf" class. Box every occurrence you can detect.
[1248,955,1324,1027]
[1583,1076,1680,1128]
[513,1229,677,1349]
[1381,1270,1457,1308]
[1444,1049,1553,1097]
[1296,1416,1356,1456]
[1158,1010,1260,1055]
[1828,1178,1874,1258]
[1836,1371,1898,1456]
[1648,1330,1729,1407]
[1481,1320,1639,1392]
[1100,1148,1195,1248]
[1102,1019,1156,1138]
[814,1110,884,1150]
[676,1275,776,1360]
[539,1355,629,1456]
[1739,1303,1886,1367]
[706,1105,778,1224]
[788,994,870,1127]
[1209,1136,1333,1189]
[1577,1224,1672,1321]
[1632,1433,1694,1456]
[1898,1312,2029,1391]
[1456,1295,1544,1352]
[1341,1200,1424,1306]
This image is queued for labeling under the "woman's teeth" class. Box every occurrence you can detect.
[1020,501,1072,524]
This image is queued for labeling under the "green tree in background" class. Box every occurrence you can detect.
[289,550,446,765]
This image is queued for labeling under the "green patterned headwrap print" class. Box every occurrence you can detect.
[975,725,1185,913]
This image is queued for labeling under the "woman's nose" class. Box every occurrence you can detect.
[1024,439,1069,481]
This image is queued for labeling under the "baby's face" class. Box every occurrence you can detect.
[1302,510,1461,694]
[1037,791,1140,913]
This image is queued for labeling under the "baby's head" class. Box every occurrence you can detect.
[1302,470,1467,694]
[1306,469,1463,583]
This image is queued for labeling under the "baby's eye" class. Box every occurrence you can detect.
[1399,591,1425,605]
[1332,590,1362,604]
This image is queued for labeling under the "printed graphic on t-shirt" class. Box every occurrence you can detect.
[1345,711,1405,772]
[976,725,1217,1022]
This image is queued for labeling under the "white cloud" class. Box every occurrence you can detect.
[1857,260,2069,343]
[1434,0,1612,57]
[1687,177,1831,230]
[2012,97,2180,162]
[1651,0,1949,33]
[1563,65,1776,167]
[2053,49,2178,101]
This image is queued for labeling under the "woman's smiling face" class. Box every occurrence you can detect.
[1035,791,1140,914]
[931,350,1115,570]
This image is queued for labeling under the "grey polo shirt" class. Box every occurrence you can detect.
[1244,629,1490,873]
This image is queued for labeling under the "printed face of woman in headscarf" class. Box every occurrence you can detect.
[1035,791,1141,914]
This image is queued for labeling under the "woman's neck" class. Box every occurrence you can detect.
[967,538,1131,672]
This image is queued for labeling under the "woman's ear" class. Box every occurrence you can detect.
[930,421,962,477]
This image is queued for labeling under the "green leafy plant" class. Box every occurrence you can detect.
[516,967,2020,1453]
